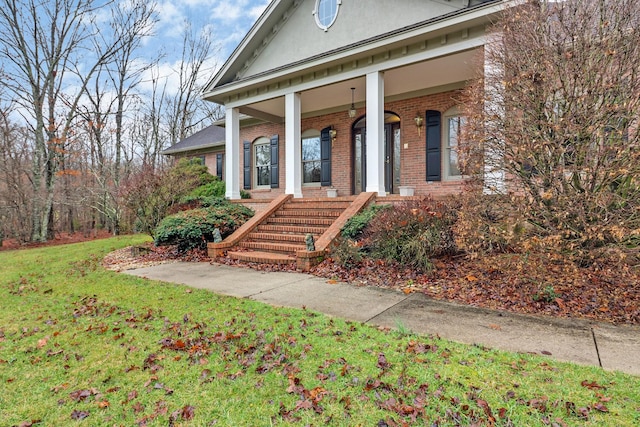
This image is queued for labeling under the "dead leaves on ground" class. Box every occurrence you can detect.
[9,289,624,426]
[312,252,640,325]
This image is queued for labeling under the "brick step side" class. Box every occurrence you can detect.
[256,224,328,235]
[266,216,334,226]
[238,241,306,253]
[273,209,342,218]
[227,250,297,265]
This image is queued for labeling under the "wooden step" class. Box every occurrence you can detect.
[227,250,297,265]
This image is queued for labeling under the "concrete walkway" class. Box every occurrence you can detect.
[124,262,640,376]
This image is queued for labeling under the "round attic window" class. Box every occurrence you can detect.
[314,0,341,31]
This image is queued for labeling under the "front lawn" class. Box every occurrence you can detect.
[0,236,638,426]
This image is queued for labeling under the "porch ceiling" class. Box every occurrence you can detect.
[242,48,480,121]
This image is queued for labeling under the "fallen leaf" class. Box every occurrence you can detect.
[377,353,391,370]
[581,380,605,390]
[593,403,609,413]
[70,410,89,420]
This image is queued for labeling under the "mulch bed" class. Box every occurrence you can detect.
[310,254,640,325]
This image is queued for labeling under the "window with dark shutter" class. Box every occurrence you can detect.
[243,141,251,189]
[270,135,279,188]
[320,126,332,186]
[216,153,223,180]
[425,110,442,181]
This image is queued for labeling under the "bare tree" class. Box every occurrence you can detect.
[80,0,158,235]
[165,22,223,147]
[0,102,32,243]
[462,0,640,258]
[0,0,153,241]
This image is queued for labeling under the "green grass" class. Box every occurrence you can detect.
[0,236,639,426]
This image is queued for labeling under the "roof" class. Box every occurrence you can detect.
[162,125,226,155]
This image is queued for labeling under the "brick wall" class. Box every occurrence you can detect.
[237,90,467,199]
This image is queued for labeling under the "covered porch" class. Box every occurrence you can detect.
[200,1,499,201]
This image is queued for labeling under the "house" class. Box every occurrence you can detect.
[162,124,226,179]
[201,0,504,201]
[196,0,506,268]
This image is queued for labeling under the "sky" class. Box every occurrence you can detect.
[144,0,271,94]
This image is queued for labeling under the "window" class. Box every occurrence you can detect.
[314,0,341,31]
[302,130,321,184]
[444,109,465,178]
[254,138,271,188]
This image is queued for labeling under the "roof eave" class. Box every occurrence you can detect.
[162,141,225,156]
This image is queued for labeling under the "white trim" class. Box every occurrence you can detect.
[365,71,386,196]
[212,38,484,107]
[285,92,303,197]
[221,39,483,110]
[225,109,241,199]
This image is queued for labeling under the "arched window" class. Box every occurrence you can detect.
[301,129,321,184]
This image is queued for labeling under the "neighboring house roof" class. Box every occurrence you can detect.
[162,125,226,155]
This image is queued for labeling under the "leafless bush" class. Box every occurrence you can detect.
[461,0,640,261]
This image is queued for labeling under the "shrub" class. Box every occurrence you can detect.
[361,198,458,272]
[461,0,640,258]
[331,237,363,268]
[119,162,208,238]
[154,203,254,252]
[171,157,217,187]
[186,180,226,199]
[184,180,251,202]
[453,190,525,256]
[341,204,389,239]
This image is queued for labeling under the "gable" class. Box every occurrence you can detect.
[209,0,492,91]
[243,0,465,79]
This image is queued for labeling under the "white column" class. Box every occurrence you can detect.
[285,92,303,198]
[483,41,506,194]
[365,71,386,196]
[225,107,241,199]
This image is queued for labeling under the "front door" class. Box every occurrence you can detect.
[353,112,401,194]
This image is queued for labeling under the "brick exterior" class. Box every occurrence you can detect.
[234,90,467,199]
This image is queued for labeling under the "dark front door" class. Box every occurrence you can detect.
[352,112,401,195]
